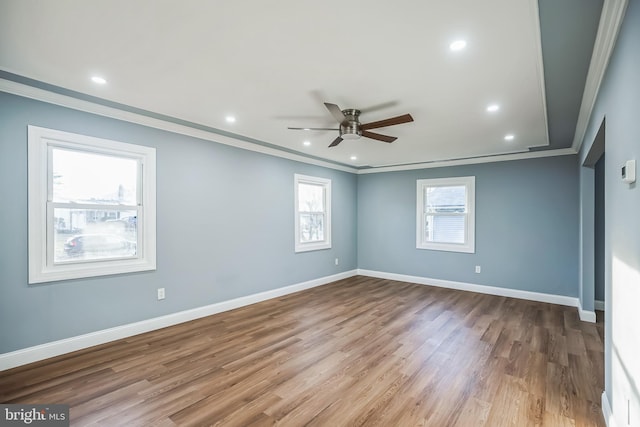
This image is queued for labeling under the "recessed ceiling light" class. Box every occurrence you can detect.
[303,141,311,146]
[504,134,515,141]
[487,104,500,113]
[350,155,357,161]
[225,116,236,123]
[449,40,467,51]
[303,128,311,131]
[91,76,107,85]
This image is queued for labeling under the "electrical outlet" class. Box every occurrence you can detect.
[475,265,481,274]
[157,288,165,300]
[335,258,339,266]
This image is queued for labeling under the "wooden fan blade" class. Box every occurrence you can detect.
[362,130,397,143]
[288,127,339,131]
[328,136,343,147]
[324,103,346,123]
[361,114,414,130]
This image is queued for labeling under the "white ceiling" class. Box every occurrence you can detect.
[0,0,602,169]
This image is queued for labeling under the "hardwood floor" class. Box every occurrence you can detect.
[0,276,605,426]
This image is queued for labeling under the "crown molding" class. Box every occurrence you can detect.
[530,0,551,149]
[572,0,629,152]
[0,78,358,174]
[2,77,578,176]
[356,148,577,174]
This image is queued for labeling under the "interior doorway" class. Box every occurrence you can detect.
[582,118,605,314]
[594,154,605,310]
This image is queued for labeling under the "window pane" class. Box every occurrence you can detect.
[52,148,138,205]
[54,208,137,263]
[425,185,466,213]
[425,215,465,244]
[299,213,324,242]
[416,177,474,253]
[298,183,324,212]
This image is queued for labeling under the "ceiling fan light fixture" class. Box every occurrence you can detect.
[342,132,361,140]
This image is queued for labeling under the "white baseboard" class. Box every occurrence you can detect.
[602,391,617,427]
[0,269,597,371]
[578,299,598,323]
[357,269,583,311]
[595,299,605,311]
[579,309,597,323]
[0,270,357,371]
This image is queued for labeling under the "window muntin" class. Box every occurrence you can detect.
[28,126,156,283]
[295,174,331,252]
[417,176,475,253]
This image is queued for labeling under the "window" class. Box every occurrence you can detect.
[416,176,475,253]
[294,174,331,252]
[28,126,156,283]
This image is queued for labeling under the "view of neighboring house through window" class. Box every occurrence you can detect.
[28,126,156,283]
[294,174,331,252]
[416,176,475,253]
[52,148,139,263]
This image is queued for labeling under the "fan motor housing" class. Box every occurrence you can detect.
[340,109,362,139]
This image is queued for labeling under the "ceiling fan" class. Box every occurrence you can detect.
[288,102,414,147]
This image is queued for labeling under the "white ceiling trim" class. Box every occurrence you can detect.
[530,0,551,149]
[2,78,578,176]
[357,148,577,174]
[571,0,629,152]
[0,79,358,174]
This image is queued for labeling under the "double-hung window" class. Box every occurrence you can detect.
[294,174,331,252]
[28,126,156,283]
[416,176,475,253]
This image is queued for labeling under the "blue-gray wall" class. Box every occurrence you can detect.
[0,92,357,354]
[357,156,579,297]
[0,93,584,358]
[578,0,640,417]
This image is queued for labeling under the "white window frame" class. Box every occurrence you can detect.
[294,174,331,253]
[28,125,156,283]
[416,176,475,253]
